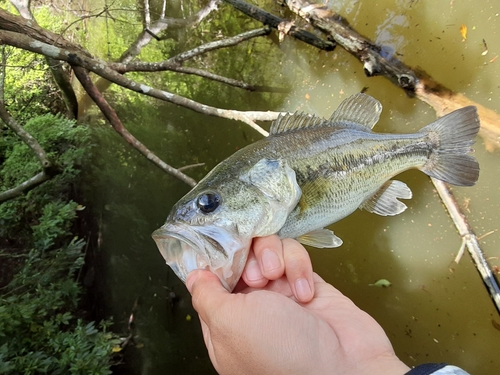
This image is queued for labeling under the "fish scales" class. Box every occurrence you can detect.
[152,93,480,291]
[260,127,435,239]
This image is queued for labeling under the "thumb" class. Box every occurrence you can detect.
[187,269,230,323]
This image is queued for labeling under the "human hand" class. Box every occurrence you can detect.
[187,236,410,375]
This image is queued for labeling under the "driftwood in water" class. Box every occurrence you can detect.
[223,0,335,51]
[432,179,500,314]
[282,0,500,151]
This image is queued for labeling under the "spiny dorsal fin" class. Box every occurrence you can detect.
[270,112,327,135]
[329,93,382,129]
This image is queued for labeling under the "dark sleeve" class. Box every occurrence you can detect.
[405,363,471,375]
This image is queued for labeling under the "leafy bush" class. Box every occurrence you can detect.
[0,114,91,241]
[0,113,118,374]
[0,240,120,375]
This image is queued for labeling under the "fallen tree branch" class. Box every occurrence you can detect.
[119,0,220,63]
[79,0,220,113]
[0,28,275,135]
[0,106,51,169]
[72,66,197,187]
[432,179,500,313]
[222,0,335,51]
[283,0,500,151]
[111,27,272,73]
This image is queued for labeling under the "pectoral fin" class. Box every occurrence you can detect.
[240,158,301,206]
[297,228,343,248]
[360,180,412,216]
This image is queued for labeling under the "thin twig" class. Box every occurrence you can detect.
[0,171,51,202]
[167,66,290,93]
[432,178,500,313]
[177,163,205,172]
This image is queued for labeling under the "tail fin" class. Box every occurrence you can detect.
[420,106,480,186]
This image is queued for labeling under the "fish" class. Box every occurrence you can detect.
[152,93,480,291]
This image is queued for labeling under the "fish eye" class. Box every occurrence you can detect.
[196,192,221,214]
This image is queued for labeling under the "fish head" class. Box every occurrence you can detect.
[152,158,301,291]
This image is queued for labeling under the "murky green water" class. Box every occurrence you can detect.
[88,0,500,373]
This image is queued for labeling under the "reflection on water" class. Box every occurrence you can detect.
[88,0,500,374]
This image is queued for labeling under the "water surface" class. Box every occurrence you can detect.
[88,0,500,373]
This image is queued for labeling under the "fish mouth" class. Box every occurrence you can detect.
[152,223,250,291]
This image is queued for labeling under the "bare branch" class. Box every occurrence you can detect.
[160,0,166,19]
[0,44,57,203]
[0,171,51,202]
[144,0,151,28]
[223,0,335,51]
[167,65,290,93]
[119,0,220,63]
[9,0,31,19]
[0,106,51,168]
[0,43,51,169]
[112,28,272,72]
[0,29,276,134]
[432,178,500,313]
[72,66,197,187]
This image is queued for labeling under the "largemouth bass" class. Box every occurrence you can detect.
[152,93,480,291]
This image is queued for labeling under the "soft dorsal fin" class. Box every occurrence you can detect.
[329,93,383,129]
[270,112,326,135]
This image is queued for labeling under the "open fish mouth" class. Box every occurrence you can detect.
[152,223,250,291]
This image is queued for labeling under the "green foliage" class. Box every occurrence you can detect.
[31,201,78,252]
[0,110,118,374]
[1,46,64,122]
[0,240,120,375]
[0,114,91,240]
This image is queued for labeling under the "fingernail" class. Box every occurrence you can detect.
[262,249,281,273]
[295,278,312,301]
[245,259,263,282]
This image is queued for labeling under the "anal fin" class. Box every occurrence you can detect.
[297,228,343,248]
[360,180,412,216]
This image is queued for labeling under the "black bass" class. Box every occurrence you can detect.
[152,93,480,290]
